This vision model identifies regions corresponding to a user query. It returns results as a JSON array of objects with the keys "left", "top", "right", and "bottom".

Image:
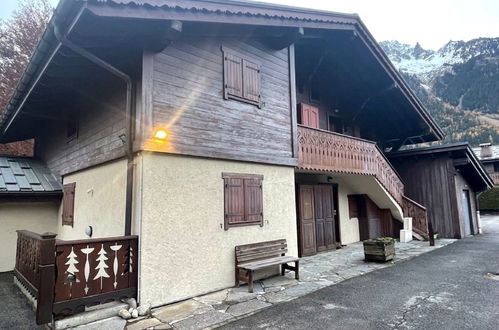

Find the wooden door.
[
  {"left": 314, "top": 185, "right": 336, "bottom": 252},
  {"left": 298, "top": 185, "right": 317, "bottom": 256}
]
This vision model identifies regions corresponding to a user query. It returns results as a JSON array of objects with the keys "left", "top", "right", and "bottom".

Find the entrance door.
[
  {"left": 314, "top": 185, "right": 336, "bottom": 252},
  {"left": 298, "top": 185, "right": 317, "bottom": 256},
  {"left": 461, "top": 190, "right": 473, "bottom": 236},
  {"left": 298, "top": 184, "right": 337, "bottom": 256}
]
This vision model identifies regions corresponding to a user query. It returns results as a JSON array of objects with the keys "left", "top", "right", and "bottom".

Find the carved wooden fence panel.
[
  {"left": 402, "top": 196, "right": 429, "bottom": 239},
  {"left": 14, "top": 231, "right": 138, "bottom": 324},
  {"left": 297, "top": 125, "right": 404, "bottom": 206}
]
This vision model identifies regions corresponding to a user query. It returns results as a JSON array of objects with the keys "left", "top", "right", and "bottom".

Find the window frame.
[
  {"left": 222, "top": 172, "right": 264, "bottom": 230},
  {"left": 221, "top": 46, "right": 262, "bottom": 108}
]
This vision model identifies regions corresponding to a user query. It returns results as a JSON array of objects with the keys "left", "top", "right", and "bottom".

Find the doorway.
[
  {"left": 297, "top": 184, "right": 339, "bottom": 257},
  {"left": 461, "top": 190, "right": 474, "bottom": 236}
]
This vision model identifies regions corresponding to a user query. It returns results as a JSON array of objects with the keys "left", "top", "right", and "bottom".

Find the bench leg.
[
  {"left": 281, "top": 264, "right": 285, "bottom": 276},
  {"left": 295, "top": 260, "right": 299, "bottom": 280},
  {"left": 248, "top": 270, "right": 254, "bottom": 293},
  {"left": 235, "top": 267, "right": 240, "bottom": 287}
]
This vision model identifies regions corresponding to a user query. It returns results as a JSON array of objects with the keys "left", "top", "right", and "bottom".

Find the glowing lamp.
[{"left": 154, "top": 129, "right": 168, "bottom": 140}]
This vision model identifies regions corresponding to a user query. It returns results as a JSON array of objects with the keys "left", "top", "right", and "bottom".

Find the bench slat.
[
  {"left": 235, "top": 239, "right": 286, "bottom": 251},
  {"left": 237, "top": 256, "right": 299, "bottom": 270},
  {"left": 236, "top": 242, "right": 287, "bottom": 256},
  {"left": 236, "top": 250, "right": 288, "bottom": 263}
]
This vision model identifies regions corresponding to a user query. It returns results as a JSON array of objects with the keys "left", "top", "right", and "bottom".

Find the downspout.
[{"left": 53, "top": 10, "right": 134, "bottom": 236}]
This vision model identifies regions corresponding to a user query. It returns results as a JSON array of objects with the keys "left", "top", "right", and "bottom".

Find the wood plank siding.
[
  {"left": 391, "top": 157, "right": 461, "bottom": 238},
  {"left": 35, "top": 81, "right": 129, "bottom": 177},
  {"left": 141, "top": 38, "right": 296, "bottom": 166}
]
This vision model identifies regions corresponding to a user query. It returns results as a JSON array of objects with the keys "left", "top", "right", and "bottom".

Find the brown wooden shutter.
[
  {"left": 223, "top": 52, "right": 243, "bottom": 99},
  {"left": 244, "top": 178, "right": 263, "bottom": 225},
  {"left": 224, "top": 177, "right": 245, "bottom": 229},
  {"left": 299, "top": 103, "right": 320, "bottom": 129},
  {"left": 242, "top": 59, "right": 261, "bottom": 107},
  {"left": 62, "top": 182, "right": 76, "bottom": 227}
]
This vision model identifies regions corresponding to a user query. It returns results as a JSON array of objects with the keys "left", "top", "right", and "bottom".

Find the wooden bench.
[{"left": 235, "top": 239, "right": 299, "bottom": 293}]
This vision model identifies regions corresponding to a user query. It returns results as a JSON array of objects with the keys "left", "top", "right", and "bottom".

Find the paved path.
[
  {"left": 0, "top": 271, "right": 42, "bottom": 329},
  {"left": 221, "top": 216, "right": 499, "bottom": 330}
]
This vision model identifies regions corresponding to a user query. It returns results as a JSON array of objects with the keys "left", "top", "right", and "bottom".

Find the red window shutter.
[
  {"left": 242, "top": 59, "right": 261, "bottom": 107},
  {"left": 223, "top": 53, "right": 243, "bottom": 99},
  {"left": 62, "top": 182, "right": 76, "bottom": 227},
  {"left": 224, "top": 177, "right": 245, "bottom": 228},
  {"left": 299, "top": 103, "right": 319, "bottom": 129},
  {"left": 309, "top": 106, "right": 319, "bottom": 129},
  {"left": 244, "top": 178, "right": 263, "bottom": 224}
]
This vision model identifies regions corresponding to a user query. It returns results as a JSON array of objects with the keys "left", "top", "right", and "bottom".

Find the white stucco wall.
[
  {"left": 0, "top": 202, "right": 58, "bottom": 272},
  {"left": 138, "top": 152, "right": 298, "bottom": 306},
  {"left": 57, "top": 159, "right": 127, "bottom": 240}
]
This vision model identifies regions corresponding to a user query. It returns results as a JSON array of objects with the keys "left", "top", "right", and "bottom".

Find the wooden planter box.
[{"left": 363, "top": 238, "right": 395, "bottom": 262}]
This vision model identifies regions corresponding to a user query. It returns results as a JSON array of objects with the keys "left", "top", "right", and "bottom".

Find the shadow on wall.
[{"left": 479, "top": 187, "right": 499, "bottom": 211}]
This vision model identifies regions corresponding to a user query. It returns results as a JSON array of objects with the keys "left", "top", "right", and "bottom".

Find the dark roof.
[
  {"left": 0, "top": 0, "right": 444, "bottom": 144},
  {"left": 389, "top": 143, "right": 494, "bottom": 191},
  {"left": 0, "top": 156, "right": 62, "bottom": 195}
]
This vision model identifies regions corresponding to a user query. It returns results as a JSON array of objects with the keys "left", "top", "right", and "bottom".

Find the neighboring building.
[
  {"left": 389, "top": 144, "right": 493, "bottom": 239},
  {"left": 0, "top": 0, "right": 445, "bottom": 323},
  {"left": 0, "top": 156, "right": 61, "bottom": 272},
  {"left": 472, "top": 143, "right": 499, "bottom": 186}
]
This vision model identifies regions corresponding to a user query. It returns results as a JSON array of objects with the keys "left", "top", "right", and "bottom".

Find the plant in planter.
[{"left": 363, "top": 237, "right": 396, "bottom": 262}]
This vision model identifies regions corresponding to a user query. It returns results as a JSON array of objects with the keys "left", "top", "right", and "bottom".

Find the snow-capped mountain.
[
  {"left": 379, "top": 37, "right": 499, "bottom": 146},
  {"left": 380, "top": 38, "right": 499, "bottom": 83}
]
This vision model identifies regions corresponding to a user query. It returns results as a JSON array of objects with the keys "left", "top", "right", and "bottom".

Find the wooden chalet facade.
[
  {"left": 389, "top": 144, "right": 492, "bottom": 238},
  {"left": 0, "top": 0, "right": 449, "bottom": 324}
]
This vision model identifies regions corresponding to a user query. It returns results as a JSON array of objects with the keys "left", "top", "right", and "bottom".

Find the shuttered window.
[
  {"left": 299, "top": 103, "right": 319, "bottom": 129},
  {"left": 62, "top": 182, "right": 76, "bottom": 227},
  {"left": 223, "top": 173, "right": 263, "bottom": 230},
  {"left": 222, "top": 47, "right": 262, "bottom": 108}
]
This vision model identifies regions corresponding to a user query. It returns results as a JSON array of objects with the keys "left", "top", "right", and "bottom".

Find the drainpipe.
[{"left": 53, "top": 9, "right": 134, "bottom": 236}]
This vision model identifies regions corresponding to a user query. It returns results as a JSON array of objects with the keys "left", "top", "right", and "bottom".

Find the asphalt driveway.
[
  {"left": 0, "top": 271, "right": 42, "bottom": 329},
  {"left": 221, "top": 216, "right": 499, "bottom": 330}
]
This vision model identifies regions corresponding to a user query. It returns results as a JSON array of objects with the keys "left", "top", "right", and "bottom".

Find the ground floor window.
[{"left": 222, "top": 173, "right": 263, "bottom": 230}]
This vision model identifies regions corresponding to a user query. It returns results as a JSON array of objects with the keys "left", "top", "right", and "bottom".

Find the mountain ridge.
[{"left": 380, "top": 38, "right": 499, "bottom": 146}]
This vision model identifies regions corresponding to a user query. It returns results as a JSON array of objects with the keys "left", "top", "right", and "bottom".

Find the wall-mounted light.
[
  {"left": 154, "top": 129, "right": 168, "bottom": 140},
  {"left": 85, "top": 226, "right": 93, "bottom": 237}
]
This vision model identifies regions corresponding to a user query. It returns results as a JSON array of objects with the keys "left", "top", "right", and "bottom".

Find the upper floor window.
[
  {"left": 66, "top": 111, "right": 79, "bottom": 143},
  {"left": 222, "top": 47, "right": 262, "bottom": 108}
]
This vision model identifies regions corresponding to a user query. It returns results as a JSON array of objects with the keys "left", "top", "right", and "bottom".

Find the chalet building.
[
  {"left": 472, "top": 143, "right": 499, "bottom": 186},
  {"left": 0, "top": 0, "right": 446, "bottom": 324},
  {"left": 389, "top": 144, "right": 492, "bottom": 239}
]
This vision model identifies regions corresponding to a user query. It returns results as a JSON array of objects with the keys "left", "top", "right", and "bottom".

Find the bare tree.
[{"left": 0, "top": 0, "right": 52, "bottom": 156}]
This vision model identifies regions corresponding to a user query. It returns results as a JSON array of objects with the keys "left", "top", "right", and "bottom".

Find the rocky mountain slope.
[{"left": 380, "top": 38, "right": 499, "bottom": 146}]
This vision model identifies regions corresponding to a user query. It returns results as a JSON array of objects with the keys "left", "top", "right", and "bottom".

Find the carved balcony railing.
[
  {"left": 402, "top": 196, "right": 429, "bottom": 239},
  {"left": 297, "top": 125, "right": 404, "bottom": 206},
  {"left": 14, "top": 231, "right": 138, "bottom": 325}
]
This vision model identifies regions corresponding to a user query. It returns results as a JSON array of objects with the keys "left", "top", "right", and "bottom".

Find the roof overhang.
[
  {"left": 389, "top": 143, "right": 494, "bottom": 192},
  {"left": 0, "top": 0, "right": 444, "bottom": 144}
]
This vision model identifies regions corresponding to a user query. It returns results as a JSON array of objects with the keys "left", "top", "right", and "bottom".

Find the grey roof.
[
  {"left": 472, "top": 145, "right": 499, "bottom": 161},
  {"left": 0, "top": 156, "right": 62, "bottom": 194}
]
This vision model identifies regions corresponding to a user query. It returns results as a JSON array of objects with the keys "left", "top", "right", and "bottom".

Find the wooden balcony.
[{"left": 297, "top": 125, "right": 404, "bottom": 206}]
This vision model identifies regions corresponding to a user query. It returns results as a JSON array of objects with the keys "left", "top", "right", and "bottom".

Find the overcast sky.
[{"left": 1, "top": 0, "right": 498, "bottom": 50}]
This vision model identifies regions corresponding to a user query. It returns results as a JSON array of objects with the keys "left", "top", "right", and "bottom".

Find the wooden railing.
[
  {"left": 402, "top": 196, "right": 429, "bottom": 239},
  {"left": 14, "top": 231, "right": 138, "bottom": 324},
  {"left": 297, "top": 125, "right": 404, "bottom": 205},
  {"left": 14, "top": 230, "right": 57, "bottom": 325}
]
